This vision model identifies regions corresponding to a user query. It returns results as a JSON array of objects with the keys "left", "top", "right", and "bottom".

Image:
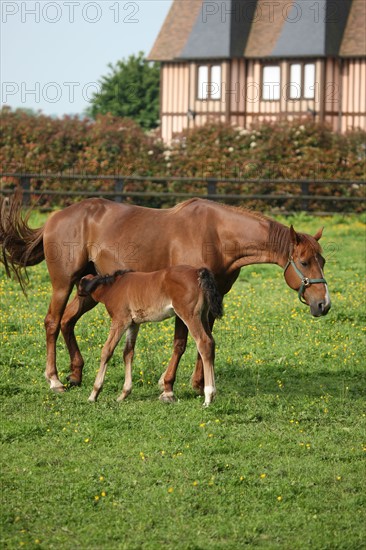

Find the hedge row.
[{"left": 0, "top": 107, "right": 365, "bottom": 210}]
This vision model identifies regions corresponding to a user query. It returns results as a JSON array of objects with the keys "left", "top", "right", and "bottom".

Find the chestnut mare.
[
  {"left": 0, "top": 193, "right": 331, "bottom": 397},
  {"left": 78, "top": 266, "right": 223, "bottom": 405}
]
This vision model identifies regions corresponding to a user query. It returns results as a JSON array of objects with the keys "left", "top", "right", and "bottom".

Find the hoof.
[
  {"left": 116, "top": 391, "right": 130, "bottom": 402},
  {"left": 46, "top": 376, "right": 66, "bottom": 393},
  {"left": 159, "top": 391, "right": 177, "bottom": 404},
  {"left": 66, "top": 375, "right": 82, "bottom": 387},
  {"left": 50, "top": 384, "right": 66, "bottom": 394}
]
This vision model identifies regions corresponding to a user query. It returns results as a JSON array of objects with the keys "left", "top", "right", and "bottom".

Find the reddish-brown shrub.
[{"left": 1, "top": 108, "right": 364, "bottom": 210}]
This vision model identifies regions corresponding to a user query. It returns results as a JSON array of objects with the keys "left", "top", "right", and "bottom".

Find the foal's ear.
[
  {"left": 313, "top": 227, "right": 324, "bottom": 241},
  {"left": 78, "top": 275, "right": 94, "bottom": 296},
  {"left": 78, "top": 277, "right": 88, "bottom": 296},
  {"left": 289, "top": 225, "right": 300, "bottom": 247}
]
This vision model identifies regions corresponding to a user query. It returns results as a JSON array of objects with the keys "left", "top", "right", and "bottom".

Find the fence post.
[
  {"left": 207, "top": 178, "right": 217, "bottom": 198},
  {"left": 114, "top": 178, "right": 124, "bottom": 203},
  {"left": 301, "top": 181, "right": 309, "bottom": 211},
  {"left": 20, "top": 175, "right": 31, "bottom": 206}
]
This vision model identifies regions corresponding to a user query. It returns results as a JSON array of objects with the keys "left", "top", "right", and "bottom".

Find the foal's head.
[
  {"left": 78, "top": 270, "right": 132, "bottom": 300},
  {"left": 283, "top": 226, "right": 331, "bottom": 317}
]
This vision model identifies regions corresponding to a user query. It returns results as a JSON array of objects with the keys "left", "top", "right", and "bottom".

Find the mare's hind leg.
[
  {"left": 159, "top": 316, "right": 188, "bottom": 403},
  {"left": 89, "top": 322, "right": 126, "bottom": 402},
  {"left": 191, "top": 314, "right": 215, "bottom": 395},
  {"left": 61, "top": 291, "right": 97, "bottom": 386},
  {"left": 117, "top": 324, "right": 140, "bottom": 402},
  {"left": 44, "top": 285, "right": 73, "bottom": 392}
]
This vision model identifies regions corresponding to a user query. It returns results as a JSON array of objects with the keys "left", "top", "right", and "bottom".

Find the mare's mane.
[
  {"left": 171, "top": 199, "right": 322, "bottom": 258},
  {"left": 212, "top": 201, "right": 323, "bottom": 256},
  {"left": 215, "top": 202, "right": 272, "bottom": 223},
  {"left": 268, "top": 221, "right": 291, "bottom": 258},
  {"left": 268, "top": 220, "right": 322, "bottom": 258},
  {"left": 171, "top": 198, "right": 271, "bottom": 222}
]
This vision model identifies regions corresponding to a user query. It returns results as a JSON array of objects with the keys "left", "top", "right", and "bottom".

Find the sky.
[{"left": 0, "top": 0, "right": 173, "bottom": 116}]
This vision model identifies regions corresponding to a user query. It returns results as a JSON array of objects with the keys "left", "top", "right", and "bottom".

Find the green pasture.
[{"left": 0, "top": 211, "right": 365, "bottom": 549}]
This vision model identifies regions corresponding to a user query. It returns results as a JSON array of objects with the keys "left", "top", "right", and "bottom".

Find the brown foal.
[{"left": 78, "top": 266, "right": 223, "bottom": 405}]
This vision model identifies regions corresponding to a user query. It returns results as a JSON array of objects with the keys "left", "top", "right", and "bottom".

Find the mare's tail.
[
  {"left": 0, "top": 191, "right": 45, "bottom": 293},
  {"left": 198, "top": 268, "right": 223, "bottom": 319},
  {"left": 78, "top": 270, "right": 132, "bottom": 297}
]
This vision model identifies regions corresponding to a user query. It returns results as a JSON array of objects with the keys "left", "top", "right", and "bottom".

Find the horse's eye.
[{"left": 300, "top": 261, "right": 308, "bottom": 267}]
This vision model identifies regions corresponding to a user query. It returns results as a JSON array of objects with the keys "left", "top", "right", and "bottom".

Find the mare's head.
[{"left": 283, "top": 226, "right": 331, "bottom": 317}]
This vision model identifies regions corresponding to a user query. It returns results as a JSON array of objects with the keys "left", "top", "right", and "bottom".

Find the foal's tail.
[
  {"left": 78, "top": 270, "right": 132, "bottom": 297},
  {"left": 0, "top": 191, "right": 45, "bottom": 293},
  {"left": 198, "top": 268, "right": 223, "bottom": 319}
]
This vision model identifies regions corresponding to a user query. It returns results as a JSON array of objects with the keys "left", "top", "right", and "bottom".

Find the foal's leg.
[
  {"left": 185, "top": 315, "right": 216, "bottom": 407},
  {"left": 61, "top": 291, "right": 98, "bottom": 386},
  {"left": 191, "top": 313, "right": 215, "bottom": 395},
  {"left": 44, "top": 284, "right": 74, "bottom": 392},
  {"left": 88, "top": 322, "right": 126, "bottom": 402},
  {"left": 117, "top": 324, "right": 140, "bottom": 402},
  {"left": 159, "top": 316, "right": 188, "bottom": 403}
]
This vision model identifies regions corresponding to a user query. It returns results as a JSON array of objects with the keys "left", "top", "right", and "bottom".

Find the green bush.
[{"left": 86, "top": 52, "right": 160, "bottom": 130}]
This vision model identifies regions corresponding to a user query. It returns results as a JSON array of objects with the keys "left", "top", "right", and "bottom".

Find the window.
[
  {"left": 304, "top": 63, "right": 315, "bottom": 99},
  {"left": 210, "top": 65, "right": 221, "bottom": 100},
  {"left": 198, "top": 66, "right": 209, "bottom": 99},
  {"left": 262, "top": 66, "right": 280, "bottom": 101},
  {"left": 289, "top": 63, "right": 316, "bottom": 100},
  {"left": 289, "top": 64, "right": 301, "bottom": 99},
  {"left": 197, "top": 64, "right": 221, "bottom": 100}
]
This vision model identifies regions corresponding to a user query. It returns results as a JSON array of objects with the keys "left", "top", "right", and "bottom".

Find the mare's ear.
[
  {"left": 314, "top": 227, "right": 324, "bottom": 241},
  {"left": 289, "top": 225, "right": 300, "bottom": 247}
]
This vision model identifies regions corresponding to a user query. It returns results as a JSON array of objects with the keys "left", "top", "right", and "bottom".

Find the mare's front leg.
[
  {"left": 88, "top": 322, "right": 126, "bottom": 402},
  {"left": 61, "top": 291, "right": 98, "bottom": 386},
  {"left": 44, "top": 283, "right": 73, "bottom": 392},
  {"left": 159, "top": 316, "right": 188, "bottom": 403},
  {"left": 117, "top": 324, "right": 140, "bottom": 402},
  {"left": 191, "top": 314, "right": 215, "bottom": 395}
]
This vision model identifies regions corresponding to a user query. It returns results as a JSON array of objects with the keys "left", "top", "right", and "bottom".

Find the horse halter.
[{"left": 284, "top": 257, "right": 327, "bottom": 304}]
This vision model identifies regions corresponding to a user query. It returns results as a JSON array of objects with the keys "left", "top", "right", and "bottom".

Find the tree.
[{"left": 87, "top": 52, "right": 160, "bottom": 130}]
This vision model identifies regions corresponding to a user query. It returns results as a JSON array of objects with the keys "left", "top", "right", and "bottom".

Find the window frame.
[
  {"left": 261, "top": 64, "right": 281, "bottom": 102},
  {"left": 196, "top": 63, "right": 222, "bottom": 101},
  {"left": 288, "top": 61, "right": 316, "bottom": 100}
]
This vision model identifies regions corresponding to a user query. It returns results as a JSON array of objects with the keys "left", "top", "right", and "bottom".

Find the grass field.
[{"left": 0, "top": 211, "right": 365, "bottom": 550}]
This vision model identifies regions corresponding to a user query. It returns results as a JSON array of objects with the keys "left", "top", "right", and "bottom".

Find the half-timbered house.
[{"left": 148, "top": 0, "right": 366, "bottom": 142}]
